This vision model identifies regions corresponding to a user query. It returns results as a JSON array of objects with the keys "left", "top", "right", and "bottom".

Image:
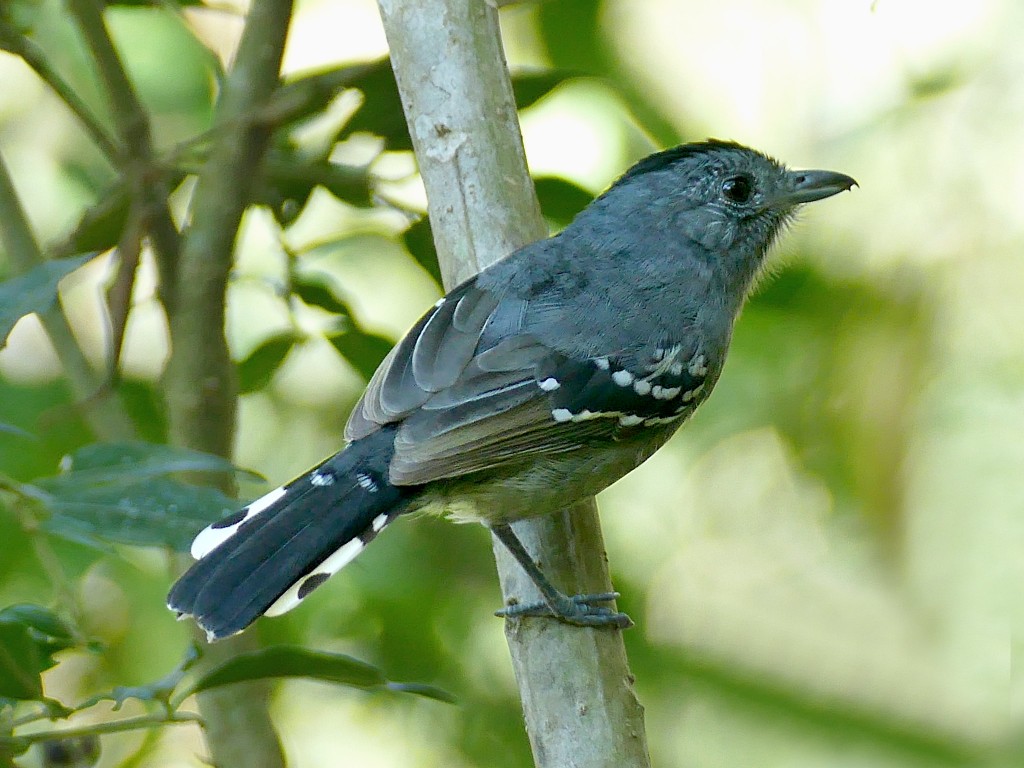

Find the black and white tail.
[{"left": 167, "top": 427, "right": 414, "bottom": 641}]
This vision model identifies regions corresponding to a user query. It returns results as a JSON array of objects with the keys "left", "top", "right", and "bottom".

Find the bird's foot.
[{"left": 495, "top": 592, "right": 633, "bottom": 629}]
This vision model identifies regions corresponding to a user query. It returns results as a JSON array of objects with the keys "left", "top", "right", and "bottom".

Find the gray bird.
[{"left": 168, "top": 140, "right": 856, "bottom": 640}]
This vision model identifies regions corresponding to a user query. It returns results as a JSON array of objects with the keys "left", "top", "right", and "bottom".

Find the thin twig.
[
  {"left": 160, "top": 1, "right": 296, "bottom": 766},
  {"left": 0, "top": 22, "right": 120, "bottom": 162},
  {"left": 0, "top": 149, "right": 135, "bottom": 440},
  {"left": 64, "top": 0, "right": 181, "bottom": 308},
  {"left": 9, "top": 711, "right": 202, "bottom": 746}
]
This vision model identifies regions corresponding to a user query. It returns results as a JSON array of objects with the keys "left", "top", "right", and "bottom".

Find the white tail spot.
[
  {"left": 264, "top": 538, "right": 366, "bottom": 617},
  {"left": 190, "top": 486, "right": 287, "bottom": 560}
]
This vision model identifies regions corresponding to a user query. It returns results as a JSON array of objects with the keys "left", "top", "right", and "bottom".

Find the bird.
[{"left": 167, "top": 140, "right": 856, "bottom": 641}]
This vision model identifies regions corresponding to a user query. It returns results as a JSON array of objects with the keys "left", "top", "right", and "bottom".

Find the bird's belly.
[{"left": 412, "top": 426, "right": 676, "bottom": 525}]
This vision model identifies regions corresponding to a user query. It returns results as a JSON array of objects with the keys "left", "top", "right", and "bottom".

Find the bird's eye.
[{"left": 721, "top": 175, "right": 754, "bottom": 204}]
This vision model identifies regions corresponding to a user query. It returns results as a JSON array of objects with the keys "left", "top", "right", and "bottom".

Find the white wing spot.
[
  {"left": 618, "top": 414, "right": 644, "bottom": 426},
  {"left": 688, "top": 354, "right": 708, "bottom": 377},
  {"left": 552, "top": 408, "right": 573, "bottom": 423},
  {"left": 633, "top": 380, "right": 652, "bottom": 396},
  {"left": 372, "top": 513, "right": 389, "bottom": 533},
  {"left": 682, "top": 383, "right": 705, "bottom": 403},
  {"left": 654, "top": 386, "right": 681, "bottom": 400},
  {"left": 310, "top": 471, "right": 334, "bottom": 487},
  {"left": 611, "top": 369, "right": 634, "bottom": 386},
  {"left": 538, "top": 377, "right": 561, "bottom": 391},
  {"left": 593, "top": 357, "right": 610, "bottom": 370},
  {"left": 644, "top": 414, "right": 685, "bottom": 426},
  {"left": 356, "top": 473, "right": 378, "bottom": 492}
]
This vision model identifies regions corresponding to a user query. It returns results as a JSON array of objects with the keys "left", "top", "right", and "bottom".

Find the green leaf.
[
  {"left": 291, "top": 274, "right": 352, "bottom": 316},
  {"left": 402, "top": 218, "right": 442, "bottom": 286},
  {"left": 0, "top": 622, "right": 42, "bottom": 699},
  {"left": 259, "top": 156, "right": 372, "bottom": 222},
  {"left": 35, "top": 441, "right": 253, "bottom": 490},
  {"left": 343, "top": 59, "right": 410, "bottom": 149},
  {"left": 385, "top": 681, "right": 458, "bottom": 704},
  {"left": 269, "top": 61, "right": 383, "bottom": 128},
  {"left": 184, "top": 646, "right": 385, "bottom": 696},
  {"left": 327, "top": 327, "right": 393, "bottom": 382},
  {"left": 511, "top": 69, "right": 574, "bottom": 110},
  {"left": 535, "top": 176, "right": 593, "bottom": 226},
  {"left": 0, "top": 255, "right": 94, "bottom": 349},
  {"left": 59, "top": 183, "right": 131, "bottom": 258},
  {"left": 40, "top": 477, "right": 236, "bottom": 551},
  {"left": 29, "top": 442, "right": 253, "bottom": 550},
  {"left": 0, "top": 604, "right": 76, "bottom": 701},
  {"left": 237, "top": 333, "right": 301, "bottom": 395}
]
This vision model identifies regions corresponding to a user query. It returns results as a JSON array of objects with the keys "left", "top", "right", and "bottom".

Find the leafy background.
[{"left": 0, "top": 0, "right": 1018, "bottom": 766}]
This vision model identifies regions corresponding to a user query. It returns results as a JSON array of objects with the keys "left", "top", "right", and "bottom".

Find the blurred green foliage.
[{"left": 0, "top": 1, "right": 1017, "bottom": 767}]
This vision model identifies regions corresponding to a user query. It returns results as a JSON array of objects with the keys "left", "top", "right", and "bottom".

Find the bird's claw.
[{"left": 495, "top": 592, "right": 633, "bottom": 629}]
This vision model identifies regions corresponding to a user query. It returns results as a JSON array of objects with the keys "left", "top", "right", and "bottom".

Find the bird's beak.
[{"left": 777, "top": 169, "right": 858, "bottom": 206}]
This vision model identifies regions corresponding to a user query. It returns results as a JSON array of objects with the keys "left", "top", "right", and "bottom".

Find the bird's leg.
[{"left": 490, "top": 524, "right": 632, "bottom": 629}]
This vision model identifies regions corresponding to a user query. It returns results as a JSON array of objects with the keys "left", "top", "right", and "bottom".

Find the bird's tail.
[{"left": 167, "top": 426, "right": 414, "bottom": 641}]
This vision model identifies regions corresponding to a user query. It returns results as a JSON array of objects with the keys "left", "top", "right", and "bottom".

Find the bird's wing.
[{"left": 345, "top": 277, "right": 707, "bottom": 486}]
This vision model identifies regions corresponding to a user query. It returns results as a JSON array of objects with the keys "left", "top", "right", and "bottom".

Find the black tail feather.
[{"left": 168, "top": 427, "right": 414, "bottom": 640}]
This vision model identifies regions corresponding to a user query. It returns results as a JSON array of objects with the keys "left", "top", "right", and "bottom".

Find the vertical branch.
[
  {"left": 160, "top": 2, "right": 294, "bottom": 766},
  {"left": 65, "top": 0, "right": 181, "bottom": 309},
  {"left": 375, "top": 2, "right": 651, "bottom": 766}
]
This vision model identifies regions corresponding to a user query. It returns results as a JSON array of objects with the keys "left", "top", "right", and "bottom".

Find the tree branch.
[
  {"left": 375, "top": 2, "right": 651, "bottom": 765},
  {"left": 160, "top": 1, "right": 295, "bottom": 766},
  {"left": 64, "top": 0, "right": 181, "bottom": 310}
]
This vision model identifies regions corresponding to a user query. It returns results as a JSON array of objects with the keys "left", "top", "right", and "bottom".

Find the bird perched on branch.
[{"left": 168, "top": 140, "right": 856, "bottom": 640}]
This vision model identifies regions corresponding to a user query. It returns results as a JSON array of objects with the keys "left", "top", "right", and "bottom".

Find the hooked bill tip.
[{"left": 783, "top": 169, "right": 858, "bottom": 205}]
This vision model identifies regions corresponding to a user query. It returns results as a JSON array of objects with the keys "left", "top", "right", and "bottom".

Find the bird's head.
[{"left": 582, "top": 140, "right": 856, "bottom": 296}]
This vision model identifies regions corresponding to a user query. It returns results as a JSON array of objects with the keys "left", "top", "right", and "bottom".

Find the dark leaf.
[
  {"left": 0, "top": 623, "right": 43, "bottom": 699},
  {"left": 343, "top": 59, "right": 410, "bottom": 149},
  {"left": 385, "top": 681, "right": 457, "bottom": 704},
  {"left": 184, "top": 646, "right": 385, "bottom": 696},
  {"left": 267, "top": 61, "right": 382, "bottom": 128},
  {"left": 511, "top": 69, "right": 574, "bottom": 110},
  {"left": 0, "top": 604, "right": 76, "bottom": 700},
  {"left": 534, "top": 176, "right": 593, "bottom": 226},
  {"left": 402, "top": 218, "right": 442, "bottom": 286},
  {"left": 0, "top": 604, "right": 75, "bottom": 648},
  {"left": 58, "top": 183, "right": 131, "bottom": 258},
  {"left": 237, "top": 333, "right": 301, "bottom": 395},
  {"left": 35, "top": 441, "right": 253, "bottom": 489},
  {"left": 259, "top": 157, "right": 372, "bottom": 222},
  {"left": 291, "top": 274, "right": 352, "bottom": 316},
  {"left": 40, "top": 477, "right": 236, "bottom": 551},
  {"left": 0, "top": 255, "right": 95, "bottom": 349},
  {"left": 30, "top": 443, "right": 253, "bottom": 550},
  {"left": 327, "top": 327, "right": 393, "bottom": 382}
]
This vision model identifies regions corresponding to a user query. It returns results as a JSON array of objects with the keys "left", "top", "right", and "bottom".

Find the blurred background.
[{"left": 0, "top": 0, "right": 1018, "bottom": 766}]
